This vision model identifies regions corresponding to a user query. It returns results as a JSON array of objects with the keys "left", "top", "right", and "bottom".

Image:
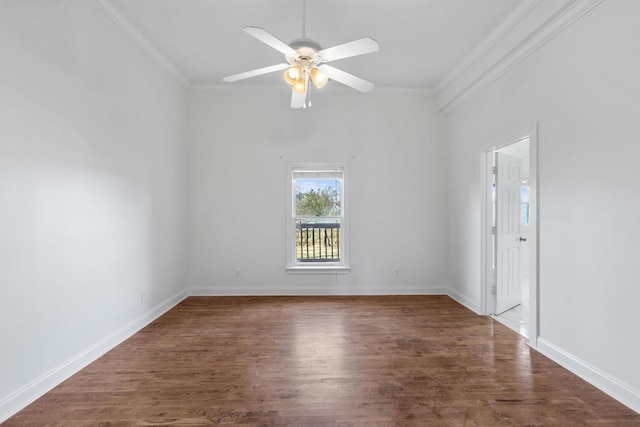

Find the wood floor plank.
[{"left": 4, "top": 296, "right": 639, "bottom": 426}]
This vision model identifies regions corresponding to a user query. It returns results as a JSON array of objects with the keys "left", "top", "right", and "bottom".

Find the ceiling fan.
[{"left": 223, "top": 2, "right": 379, "bottom": 109}]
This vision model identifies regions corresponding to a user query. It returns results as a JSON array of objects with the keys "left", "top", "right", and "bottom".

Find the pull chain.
[{"left": 301, "top": 0, "right": 311, "bottom": 108}]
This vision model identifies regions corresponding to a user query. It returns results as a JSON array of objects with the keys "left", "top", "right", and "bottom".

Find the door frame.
[{"left": 480, "top": 122, "right": 539, "bottom": 348}]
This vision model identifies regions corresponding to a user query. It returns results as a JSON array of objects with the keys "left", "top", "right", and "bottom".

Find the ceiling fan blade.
[
  {"left": 318, "top": 37, "right": 379, "bottom": 62},
  {"left": 318, "top": 64, "right": 374, "bottom": 93},
  {"left": 244, "top": 26, "right": 296, "bottom": 56},
  {"left": 223, "top": 63, "right": 289, "bottom": 82},
  {"left": 291, "top": 88, "right": 306, "bottom": 109}
]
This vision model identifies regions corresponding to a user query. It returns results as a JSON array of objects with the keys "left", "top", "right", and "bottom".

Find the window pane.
[
  {"left": 295, "top": 179, "right": 341, "bottom": 216},
  {"left": 522, "top": 203, "right": 530, "bottom": 225},
  {"left": 521, "top": 185, "right": 530, "bottom": 225},
  {"left": 295, "top": 218, "right": 341, "bottom": 262},
  {"left": 521, "top": 185, "right": 529, "bottom": 203}
]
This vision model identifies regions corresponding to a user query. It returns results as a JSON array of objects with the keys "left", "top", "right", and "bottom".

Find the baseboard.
[
  {"left": 0, "top": 289, "right": 188, "bottom": 423},
  {"left": 446, "top": 288, "right": 480, "bottom": 314},
  {"left": 188, "top": 284, "right": 448, "bottom": 297},
  {"left": 536, "top": 338, "right": 640, "bottom": 414},
  {"left": 5, "top": 290, "right": 639, "bottom": 420}
]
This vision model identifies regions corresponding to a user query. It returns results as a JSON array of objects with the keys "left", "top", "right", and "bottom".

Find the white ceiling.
[{"left": 109, "top": 0, "right": 524, "bottom": 90}]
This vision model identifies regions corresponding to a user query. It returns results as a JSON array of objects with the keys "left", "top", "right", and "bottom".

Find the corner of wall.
[{"left": 446, "top": 288, "right": 481, "bottom": 314}]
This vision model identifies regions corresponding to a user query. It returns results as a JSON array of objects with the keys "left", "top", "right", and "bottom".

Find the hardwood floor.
[{"left": 5, "top": 296, "right": 640, "bottom": 426}]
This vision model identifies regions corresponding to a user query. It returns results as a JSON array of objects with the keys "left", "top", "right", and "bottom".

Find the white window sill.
[{"left": 286, "top": 265, "right": 351, "bottom": 275}]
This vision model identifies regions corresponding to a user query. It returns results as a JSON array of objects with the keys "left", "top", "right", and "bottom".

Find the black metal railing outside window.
[{"left": 296, "top": 222, "right": 340, "bottom": 262}]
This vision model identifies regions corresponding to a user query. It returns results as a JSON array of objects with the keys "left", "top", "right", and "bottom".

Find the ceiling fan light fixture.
[
  {"left": 310, "top": 67, "right": 328, "bottom": 89},
  {"left": 284, "top": 65, "right": 302, "bottom": 85}
]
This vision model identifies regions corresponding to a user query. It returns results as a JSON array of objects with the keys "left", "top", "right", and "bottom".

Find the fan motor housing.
[
  {"left": 288, "top": 39, "right": 323, "bottom": 66},
  {"left": 289, "top": 38, "right": 322, "bottom": 52}
]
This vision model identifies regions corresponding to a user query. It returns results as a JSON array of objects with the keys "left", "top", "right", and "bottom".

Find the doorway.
[
  {"left": 480, "top": 126, "right": 538, "bottom": 347},
  {"left": 492, "top": 141, "right": 530, "bottom": 336}
]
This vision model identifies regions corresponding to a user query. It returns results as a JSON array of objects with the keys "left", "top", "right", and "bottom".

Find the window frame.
[{"left": 285, "top": 162, "right": 350, "bottom": 274}]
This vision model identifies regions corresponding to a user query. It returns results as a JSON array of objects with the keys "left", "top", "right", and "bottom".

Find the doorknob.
[{"left": 519, "top": 237, "right": 527, "bottom": 242}]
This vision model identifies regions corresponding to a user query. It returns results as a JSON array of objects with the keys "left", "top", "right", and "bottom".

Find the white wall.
[
  {"left": 444, "top": 0, "right": 640, "bottom": 411},
  {"left": 0, "top": 0, "right": 188, "bottom": 419},
  {"left": 4, "top": 0, "right": 639, "bottom": 420},
  {"left": 186, "top": 89, "right": 447, "bottom": 295}
]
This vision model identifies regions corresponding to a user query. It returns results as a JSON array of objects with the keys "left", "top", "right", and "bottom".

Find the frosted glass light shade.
[
  {"left": 284, "top": 66, "right": 302, "bottom": 85},
  {"left": 310, "top": 68, "right": 328, "bottom": 89},
  {"left": 293, "top": 76, "right": 306, "bottom": 93}
]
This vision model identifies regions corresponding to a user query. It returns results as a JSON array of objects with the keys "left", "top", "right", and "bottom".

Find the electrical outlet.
[
  {"left": 394, "top": 269, "right": 400, "bottom": 277},
  {"left": 140, "top": 292, "right": 146, "bottom": 303},
  {"left": 234, "top": 270, "right": 241, "bottom": 279}
]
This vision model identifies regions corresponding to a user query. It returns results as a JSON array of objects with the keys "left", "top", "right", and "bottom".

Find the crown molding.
[
  {"left": 190, "top": 84, "right": 283, "bottom": 93},
  {"left": 436, "top": 0, "right": 603, "bottom": 115},
  {"left": 374, "top": 86, "right": 436, "bottom": 96},
  {"left": 92, "top": 0, "right": 191, "bottom": 89},
  {"left": 435, "top": 0, "right": 541, "bottom": 94},
  {"left": 190, "top": 83, "right": 435, "bottom": 96}
]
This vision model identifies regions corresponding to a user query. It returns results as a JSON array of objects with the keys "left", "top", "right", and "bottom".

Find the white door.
[{"left": 494, "top": 152, "right": 523, "bottom": 315}]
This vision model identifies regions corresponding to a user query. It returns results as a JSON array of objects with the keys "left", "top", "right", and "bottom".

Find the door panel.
[{"left": 495, "top": 152, "right": 523, "bottom": 315}]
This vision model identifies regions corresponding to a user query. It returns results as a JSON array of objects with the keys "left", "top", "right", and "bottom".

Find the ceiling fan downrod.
[{"left": 302, "top": 0, "right": 306, "bottom": 40}]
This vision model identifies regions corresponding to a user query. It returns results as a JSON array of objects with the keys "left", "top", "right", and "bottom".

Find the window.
[{"left": 286, "top": 163, "right": 350, "bottom": 273}]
